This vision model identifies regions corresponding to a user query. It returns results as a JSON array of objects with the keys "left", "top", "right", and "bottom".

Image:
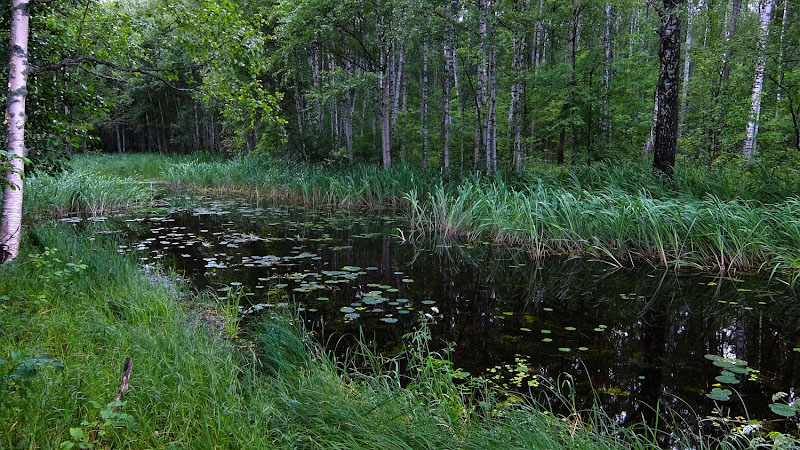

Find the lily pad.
[
  {"left": 705, "top": 388, "right": 732, "bottom": 401},
  {"left": 769, "top": 403, "right": 797, "bottom": 417}
]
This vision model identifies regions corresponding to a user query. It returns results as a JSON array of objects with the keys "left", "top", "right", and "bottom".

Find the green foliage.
[
  {"left": 59, "top": 400, "right": 133, "bottom": 450},
  {"left": 0, "top": 351, "right": 63, "bottom": 410}
]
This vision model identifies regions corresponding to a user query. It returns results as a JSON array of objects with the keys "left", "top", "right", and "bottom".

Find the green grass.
[
  {"left": 151, "top": 154, "right": 800, "bottom": 273},
  {"left": 0, "top": 224, "right": 716, "bottom": 449},
  {"left": 22, "top": 153, "right": 800, "bottom": 272},
  {"left": 23, "top": 171, "right": 156, "bottom": 217}
]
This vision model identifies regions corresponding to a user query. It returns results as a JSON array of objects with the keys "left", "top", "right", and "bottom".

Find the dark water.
[{"left": 82, "top": 198, "right": 800, "bottom": 433}]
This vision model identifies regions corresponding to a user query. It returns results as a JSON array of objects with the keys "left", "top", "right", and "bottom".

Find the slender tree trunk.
[
  {"left": 380, "top": 47, "right": 392, "bottom": 168},
  {"left": 534, "top": 0, "right": 544, "bottom": 72},
  {"left": 721, "top": 0, "right": 741, "bottom": 82},
  {"left": 743, "top": 0, "right": 775, "bottom": 159},
  {"left": 629, "top": 8, "right": 638, "bottom": 58},
  {"left": 776, "top": 0, "right": 788, "bottom": 117},
  {"left": 193, "top": 99, "right": 200, "bottom": 151},
  {"left": 679, "top": 1, "right": 694, "bottom": 137},
  {"left": 145, "top": 112, "right": 153, "bottom": 152},
  {"left": 158, "top": 96, "right": 167, "bottom": 150},
  {"left": 653, "top": 0, "right": 683, "bottom": 176},
  {"left": 421, "top": 41, "right": 429, "bottom": 169},
  {"left": 115, "top": 125, "right": 122, "bottom": 153},
  {"left": 601, "top": 2, "right": 612, "bottom": 149},
  {"left": 392, "top": 45, "right": 404, "bottom": 138},
  {"left": 510, "top": 17, "right": 525, "bottom": 172},
  {"left": 0, "top": 0, "right": 30, "bottom": 263},
  {"left": 488, "top": 47, "right": 497, "bottom": 172},
  {"left": 476, "top": 0, "right": 488, "bottom": 170},
  {"left": 443, "top": 42, "right": 453, "bottom": 170},
  {"left": 401, "top": 69, "right": 408, "bottom": 162},
  {"left": 564, "top": 0, "right": 579, "bottom": 164},
  {"left": 310, "top": 49, "right": 322, "bottom": 133},
  {"left": 644, "top": 86, "right": 659, "bottom": 161}
]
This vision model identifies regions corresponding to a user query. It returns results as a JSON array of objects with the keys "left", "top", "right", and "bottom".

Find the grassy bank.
[
  {"left": 24, "top": 153, "right": 800, "bottom": 273},
  {"left": 0, "top": 224, "right": 691, "bottom": 449},
  {"left": 152, "top": 154, "right": 800, "bottom": 272}
]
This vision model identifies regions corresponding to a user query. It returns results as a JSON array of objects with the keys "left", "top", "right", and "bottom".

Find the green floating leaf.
[
  {"left": 715, "top": 375, "right": 740, "bottom": 384},
  {"left": 769, "top": 403, "right": 797, "bottom": 417},
  {"left": 558, "top": 348, "right": 571, "bottom": 352},
  {"left": 705, "top": 388, "right": 732, "bottom": 401}
]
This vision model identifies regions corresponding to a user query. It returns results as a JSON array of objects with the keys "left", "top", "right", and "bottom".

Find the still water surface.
[{"left": 80, "top": 197, "right": 800, "bottom": 431}]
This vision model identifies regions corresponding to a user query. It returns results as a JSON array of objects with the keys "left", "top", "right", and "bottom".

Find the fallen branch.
[{"left": 88, "top": 357, "right": 132, "bottom": 441}]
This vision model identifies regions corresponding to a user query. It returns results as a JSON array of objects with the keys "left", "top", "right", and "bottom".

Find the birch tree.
[
  {"left": 652, "top": 0, "right": 684, "bottom": 176},
  {"left": 743, "top": 0, "right": 775, "bottom": 159},
  {"left": 0, "top": 0, "right": 32, "bottom": 263}
]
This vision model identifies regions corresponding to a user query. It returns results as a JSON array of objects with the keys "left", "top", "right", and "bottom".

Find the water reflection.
[{"left": 89, "top": 198, "right": 800, "bottom": 431}]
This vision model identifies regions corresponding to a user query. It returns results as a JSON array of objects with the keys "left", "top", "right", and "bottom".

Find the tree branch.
[{"left": 31, "top": 55, "right": 200, "bottom": 92}]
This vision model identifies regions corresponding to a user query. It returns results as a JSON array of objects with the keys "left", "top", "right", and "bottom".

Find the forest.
[{"left": 2, "top": 0, "right": 800, "bottom": 448}]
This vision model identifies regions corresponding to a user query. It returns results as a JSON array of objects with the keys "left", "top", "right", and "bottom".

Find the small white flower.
[{"left": 431, "top": 307, "right": 440, "bottom": 314}]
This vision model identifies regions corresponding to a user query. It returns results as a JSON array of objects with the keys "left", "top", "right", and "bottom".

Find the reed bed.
[{"left": 156, "top": 154, "right": 800, "bottom": 272}]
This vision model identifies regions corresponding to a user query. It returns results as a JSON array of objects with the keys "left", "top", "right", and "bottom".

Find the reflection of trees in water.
[{"left": 125, "top": 202, "right": 800, "bottom": 428}]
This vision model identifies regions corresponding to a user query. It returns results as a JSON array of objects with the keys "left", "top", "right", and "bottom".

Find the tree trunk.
[
  {"left": 401, "top": 68, "right": 408, "bottom": 162},
  {"left": 488, "top": 47, "right": 497, "bottom": 172},
  {"left": 392, "top": 45, "right": 404, "bottom": 138},
  {"left": 743, "top": 0, "right": 775, "bottom": 159},
  {"left": 310, "top": 49, "right": 322, "bottom": 132},
  {"left": 145, "top": 112, "right": 153, "bottom": 152},
  {"left": 721, "top": 0, "right": 741, "bottom": 83},
  {"left": 510, "top": 18, "right": 525, "bottom": 172},
  {"left": 679, "top": 1, "right": 694, "bottom": 137},
  {"left": 421, "top": 41, "right": 429, "bottom": 169},
  {"left": 442, "top": 42, "right": 452, "bottom": 170},
  {"left": 380, "top": 47, "right": 392, "bottom": 168},
  {"left": 115, "top": 125, "right": 122, "bottom": 153},
  {"left": 0, "top": 0, "right": 30, "bottom": 263},
  {"left": 565, "top": 0, "right": 579, "bottom": 164},
  {"left": 476, "top": 0, "right": 488, "bottom": 170},
  {"left": 193, "top": 99, "right": 200, "bottom": 151},
  {"left": 158, "top": 96, "right": 167, "bottom": 150},
  {"left": 601, "top": 2, "right": 612, "bottom": 148},
  {"left": 652, "top": 0, "right": 683, "bottom": 176},
  {"left": 775, "top": 0, "right": 788, "bottom": 117}
]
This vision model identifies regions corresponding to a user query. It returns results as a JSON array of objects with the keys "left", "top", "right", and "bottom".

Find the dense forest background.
[{"left": 2, "top": 0, "right": 798, "bottom": 175}]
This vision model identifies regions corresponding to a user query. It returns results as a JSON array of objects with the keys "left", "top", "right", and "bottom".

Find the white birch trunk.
[
  {"left": 0, "top": 0, "right": 30, "bottom": 263},
  {"left": 679, "top": 1, "right": 694, "bottom": 136},
  {"left": 743, "top": 0, "right": 775, "bottom": 159}
]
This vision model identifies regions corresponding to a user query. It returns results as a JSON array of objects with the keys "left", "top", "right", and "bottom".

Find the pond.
[{"left": 74, "top": 197, "right": 800, "bottom": 434}]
